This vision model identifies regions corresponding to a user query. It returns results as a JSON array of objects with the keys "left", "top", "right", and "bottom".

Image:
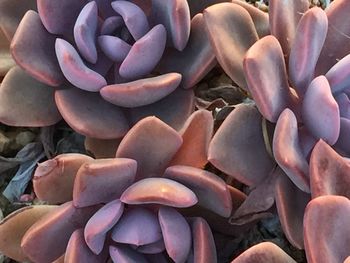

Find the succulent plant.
[
  {"left": 203, "top": 0, "right": 350, "bottom": 262},
  {"left": 0, "top": 110, "right": 246, "bottom": 262},
  {"left": 0, "top": 0, "right": 217, "bottom": 139}
]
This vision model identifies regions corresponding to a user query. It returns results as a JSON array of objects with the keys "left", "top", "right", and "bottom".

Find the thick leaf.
[{"left": 84, "top": 137, "right": 121, "bottom": 159}]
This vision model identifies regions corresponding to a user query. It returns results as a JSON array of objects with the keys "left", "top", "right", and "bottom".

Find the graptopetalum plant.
[
  {"left": 0, "top": 0, "right": 218, "bottom": 140},
  {"left": 204, "top": 0, "right": 350, "bottom": 262},
  {"left": 0, "top": 110, "right": 248, "bottom": 263}
]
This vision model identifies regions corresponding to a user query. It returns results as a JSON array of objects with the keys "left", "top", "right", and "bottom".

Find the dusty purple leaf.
[
  {"left": 110, "top": 245, "right": 149, "bottom": 263},
  {"left": 326, "top": 54, "right": 350, "bottom": 95},
  {"left": 335, "top": 118, "right": 350, "bottom": 155},
  {"left": 335, "top": 93, "right": 350, "bottom": 119},
  {"left": 100, "top": 16, "right": 123, "bottom": 35},
  {"left": 98, "top": 35, "right": 131, "bottom": 62},
  {"left": 136, "top": 239, "right": 165, "bottom": 254}
]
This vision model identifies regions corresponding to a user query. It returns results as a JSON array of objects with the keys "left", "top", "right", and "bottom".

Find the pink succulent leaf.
[
  {"left": 128, "top": 88, "right": 195, "bottom": 131},
  {"left": 275, "top": 170, "right": 310, "bottom": 250},
  {"left": 37, "top": 0, "right": 87, "bottom": 36},
  {"left": 269, "top": 0, "right": 309, "bottom": 57},
  {"left": 0, "top": 0, "right": 36, "bottom": 40},
  {"left": 204, "top": 3, "right": 259, "bottom": 89},
  {"left": 273, "top": 109, "right": 310, "bottom": 192},
  {"left": 335, "top": 118, "right": 350, "bottom": 155},
  {"left": 111, "top": 207, "right": 162, "bottom": 246},
  {"left": 73, "top": 1, "right": 98, "bottom": 64},
  {"left": 151, "top": 0, "right": 190, "bottom": 51},
  {"left": 335, "top": 93, "right": 350, "bottom": 119},
  {"left": 116, "top": 116, "right": 182, "bottom": 180},
  {"left": 21, "top": 202, "right": 99, "bottom": 263},
  {"left": 164, "top": 165, "right": 232, "bottom": 217},
  {"left": 120, "top": 178, "right": 198, "bottom": 208},
  {"left": 301, "top": 75, "right": 340, "bottom": 145},
  {"left": 55, "top": 87, "right": 129, "bottom": 139},
  {"left": 0, "top": 205, "right": 57, "bottom": 262},
  {"left": 109, "top": 245, "right": 149, "bottom": 263},
  {"left": 84, "top": 137, "right": 122, "bottom": 159},
  {"left": 33, "top": 153, "right": 93, "bottom": 204},
  {"left": 310, "top": 139, "right": 350, "bottom": 198},
  {"left": 231, "top": 0, "right": 270, "bottom": 38},
  {"left": 100, "top": 73, "right": 181, "bottom": 107},
  {"left": 158, "top": 207, "right": 191, "bottom": 263},
  {"left": 65, "top": 229, "right": 106, "bottom": 263},
  {"left": 111, "top": 0, "right": 149, "bottom": 41},
  {"left": 55, "top": 38, "right": 107, "bottom": 92},
  {"left": 73, "top": 158, "right": 137, "bottom": 208},
  {"left": 98, "top": 35, "right": 131, "bottom": 62},
  {"left": 231, "top": 242, "right": 297, "bottom": 263},
  {"left": 326, "top": 54, "right": 350, "bottom": 95},
  {"left": 100, "top": 16, "right": 124, "bottom": 35},
  {"left": 187, "top": 0, "right": 229, "bottom": 16},
  {"left": 10, "top": 10, "right": 64, "bottom": 86},
  {"left": 243, "top": 36, "right": 292, "bottom": 122},
  {"left": 298, "top": 126, "right": 318, "bottom": 159},
  {"left": 0, "top": 66, "right": 61, "bottom": 127},
  {"left": 85, "top": 200, "right": 124, "bottom": 255},
  {"left": 190, "top": 217, "right": 217, "bottom": 263},
  {"left": 231, "top": 167, "right": 280, "bottom": 224},
  {"left": 316, "top": 0, "right": 350, "bottom": 75},
  {"left": 208, "top": 104, "right": 275, "bottom": 186},
  {"left": 289, "top": 7, "right": 328, "bottom": 96},
  {"left": 304, "top": 196, "right": 350, "bottom": 263},
  {"left": 170, "top": 109, "right": 213, "bottom": 168},
  {"left": 119, "top": 24, "right": 167, "bottom": 80},
  {"left": 0, "top": 29, "right": 15, "bottom": 76},
  {"left": 136, "top": 239, "right": 165, "bottom": 254},
  {"left": 156, "top": 14, "right": 216, "bottom": 89}
]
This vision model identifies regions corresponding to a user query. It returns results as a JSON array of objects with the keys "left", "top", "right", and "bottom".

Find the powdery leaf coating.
[
  {"left": 335, "top": 94, "right": 350, "bottom": 119},
  {"left": 301, "top": 76, "right": 340, "bottom": 145},
  {"left": 273, "top": 109, "right": 310, "bottom": 192},
  {"left": 231, "top": 242, "right": 297, "bottom": 263},
  {"left": 55, "top": 87, "right": 129, "bottom": 139},
  {"left": 120, "top": 178, "right": 198, "bottom": 208},
  {"left": 84, "top": 200, "right": 124, "bottom": 255},
  {"left": 0, "top": 206, "right": 57, "bottom": 262},
  {"left": 335, "top": 118, "right": 350, "bottom": 154},
  {"left": 269, "top": 0, "right": 309, "bottom": 56},
  {"left": 73, "top": 158, "right": 137, "bottom": 208},
  {"left": 33, "top": 153, "right": 93, "bottom": 204},
  {"left": 0, "top": 66, "right": 61, "bottom": 127},
  {"left": 304, "top": 196, "right": 350, "bottom": 263},
  {"left": 158, "top": 207, "right": 191, "bottom": 263},
  {"left": 151, "top": 0, "right": 190, "bottom": 51},
  {"left": 110, "top": 245, "right": 149, "bottom": 263},
  {"left": 275, "top": 172, "right": 310, "bottom": 250},
  {"left": 116, "top": 116, "right": 183, "bottom": 179},
  {"left": 111, "top": 208, "right": 162, "bottom": 246},
  {"left": 289, "top": 7, "right": 328, "bottom": 95},
  {"left": 170, "top": 109, "right": 213, "bottom": 168},
  {"left": 310, "top": 140, "right": 350, "bottom": 199},
  {"left": 100, "top": 16, "right": 124, "bottom": 35},
  {"left": 208, "top": 104, "right": 275, "bottom": 186},
  {"left": 21, "top": 202, "right": 98, "bottom": 263},
  {"left": 204, "top": 3, "right": 258, "bottom": 89},
  {"left": 98, "top": 35, "right": 131, "bottom": 62},
  {"left": 10, "top": 11, "right": 64, "bottom": 86},
  {"left": 243, "top": 36, "right": 292, "bottom": 123},
  {"left": 164, "top": 165, "right": 232, "bottom": 217},
  {"left": 55, "top": 38, "right": 107, "bottom": 92},
  {"left": 135, "top": 239, "right": 165, "bottom": 254},
  {"left": 326, "top": 54, "right": 350, "bottom": 95},
  {"left": 100, "top": 73, "right": 181, "bottom": 107}
]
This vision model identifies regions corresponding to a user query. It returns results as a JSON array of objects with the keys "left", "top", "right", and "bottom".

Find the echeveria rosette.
[
  {"left": 0, "top": 110, "right": 241, "bottom": 263},
  {"left": 205, "top": 0, "right": 350, "bottom": 261},
  {"left": 0, "top": 0, "right": 217, "bottom": 139}
]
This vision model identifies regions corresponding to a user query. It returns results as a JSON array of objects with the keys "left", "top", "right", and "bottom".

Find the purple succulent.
[{"left": 0, "top": 0, "right": 217, "bottom": 139}]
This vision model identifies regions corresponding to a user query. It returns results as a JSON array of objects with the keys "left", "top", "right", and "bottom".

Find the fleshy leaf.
[
  {"left": 110, "top": 245, "right": 149, "bottom": 263},
  {"left": 98, "top": 35, "right": 131, "bottom": 62},
  {"left": 158, "top": 207, "right": 191, "bottom": 262},
  {"left": 33, "top": 154, "right": 93, "bottom": 204},
  {"left": 0, "top": 29, "right": 15, "bottom": 76},
  {"left": 335, "top": 118, "right": 350, "bottom": 155},
  {"left": 11, "top": 11, "right": 64, "bottom": 86},
  {"left": 84, "top": 137, "right": 121, "bottom": 159},
  {"left": 100, "top": 16, "right": 124, "bottom": 35},
  {"left": 301, "top": 76, "right": 340, "bottom": 145},
  {"left": 208, "top": 104, "right": 275, "bottom": 186},
  {"left": 55, "top": 87, "right": 129, "bottom": 139},
  {"left": 335, "top": 93, "right": 350, "bottom": 119},
  {"left": 0, "top": 67, "right": 61, "bottom": 126},
  {"left": 73, "top": 158, "right": 137, "bottom": 207},
  {"left": 120, "top": 178, "right": 198, "bottom": 207},
  {"left": 116, "top": 116, "right": 182, "bottom": 179},
  {"left": 204, "top": 3, "right": 258, "bottom": 89},
  {"left": 326, "top": 54, "right": 350, "bottom": 95},
  {"left": 100, "top": 73, "right": 181, "bottom": 107},
  {"left": 151, "top": 0, "right": 190, "bottom": 51}
]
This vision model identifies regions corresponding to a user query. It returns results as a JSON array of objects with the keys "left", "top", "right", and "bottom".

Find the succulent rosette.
[
  {"left": 0, "top": 0, "right": 218, "bottom": 139},
  {"left": 0, "top": 110, "right": 245, "bottom": 262},
  {"left": 203, "top": 0, "right": 350, "bottom": 262}
]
